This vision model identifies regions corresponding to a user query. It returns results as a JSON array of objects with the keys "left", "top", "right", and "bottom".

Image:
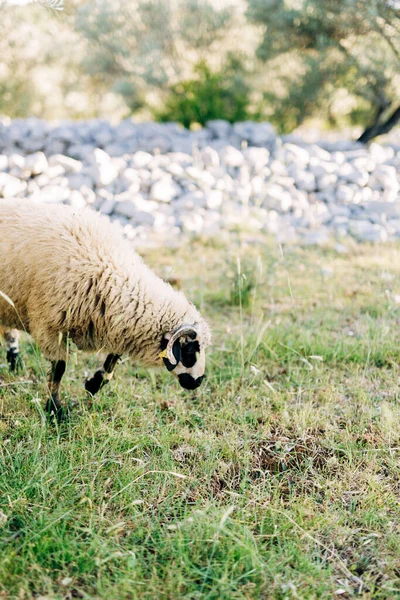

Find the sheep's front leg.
[
  {"left": 45, "top": 360, "right": 66, "bottom": 422},
  {"left": 85, "top": 353, "right": 120, "bottom": 396},
  {"left": 5, "top": 329, "right": 22, "bottom": 371}
]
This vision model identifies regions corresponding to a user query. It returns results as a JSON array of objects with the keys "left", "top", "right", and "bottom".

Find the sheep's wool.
[{"left": 0, "top": 200, "right": 211, "bottom": 364}]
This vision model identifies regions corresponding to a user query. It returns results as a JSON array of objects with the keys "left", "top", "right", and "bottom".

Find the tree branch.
[{"left": 357, "top": 104, "right": 400, "bottom": 143}]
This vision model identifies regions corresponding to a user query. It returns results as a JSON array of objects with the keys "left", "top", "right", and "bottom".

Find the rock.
[
  {"left": 336, "top": 185, "right": 355, "bottom": 204},
  {"left": 48, "top": 154, "right": 82, "bottom": 173},
  {"left": 130, "top": 151, "right": 152, "bottom": 169},
  {"left": 242, "top": 147, "right": 270, "bottom": 171},
  {"left": 31, "top": 185, "right": 70, "bottom": 203},
  {"left": 179, "top": 212, "right": 204, "bottom": 233},
  {"left": 284, "top": 143, "right": 310, "bottom": 164},
  {"left": 262, "top": 184, "right": 292, "bottom": 212},
  {"left": 295, "top": 171, "right": 316, "bottom": 192},
  {"left": 219, "top": 146, "right": 244, "bottom": 168},
  {"left": 201, "top": 146, "right": 220, "bottom": 168},
  {"left": 301, "top": 227, "right": 330, "bottom": 246},
  {"left": 8, "top": 154, "right": 25, "bottom": 171},
  {"left": 67, "top": 172, "right": 94, "bottom": 191},
  {"left": 317, "top": 173, "right": 337, "bottom": 191},
  {"left": 174, "top": 191, "right": 206, "bottom": 211},
  {"left": 3, "top": 116, "right": 400, "bottom": 246},
  {"left": 206, "top": 119, "right": 231, "bottom": 138},
  {"left": 337, "top": 162, "right": 367, "bottom": 186},
  {"left": 98, "top": 197, "right": 116, "bottom": 215},
  {"left": 150, "top": 176, "right": 180, "bottom": 203},
  {"left": 0, "top": 173, "right": 27, "bottom": 197},
  {"left": 69, "top": 190, "right": 87, "bottom": 209},
  {"left": 369, "top": 165, "right": 399, "bottom": 191},
  {"left": 349, "top": 220, "right": 388, "bottom": 242},
  {"left": 134, "top": 210, "right": 156, "bottom": 227},
  {"left": 24, "top": 152, "right": 48, "bottom": 176},
  {"left": 234, "top": 121, "right": 276, "bottom": 146}
]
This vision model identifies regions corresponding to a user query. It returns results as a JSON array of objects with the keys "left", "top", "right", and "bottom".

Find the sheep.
[{"left": 0, "top": 199, "right": 211, "bottom": 420}]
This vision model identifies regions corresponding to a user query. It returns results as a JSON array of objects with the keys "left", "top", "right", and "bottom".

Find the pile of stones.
[{"left": 1, "top": 117, "right": 400, "bottom": 246}]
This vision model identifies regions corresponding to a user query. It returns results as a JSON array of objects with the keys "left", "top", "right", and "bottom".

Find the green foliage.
[
  {"left": 247, "top": 0, "right": 400, "bottom": 135},
  {"left": 75, "top": 0, "right": 240, "bottom": 118},
  {"left": 156, "top": 58, "right": 255, "bottom": 128}
]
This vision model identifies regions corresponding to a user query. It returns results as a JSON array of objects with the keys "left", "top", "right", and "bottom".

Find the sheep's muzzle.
[{"left": 178, "top": 373, "right": 204, "bottom": 390}]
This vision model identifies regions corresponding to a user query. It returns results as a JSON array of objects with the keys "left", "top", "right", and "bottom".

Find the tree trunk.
[{"left": 357, "top": 104, "right": 400, "bottom": 144}]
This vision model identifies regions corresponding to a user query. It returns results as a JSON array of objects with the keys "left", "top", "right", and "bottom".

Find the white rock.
[
  {"left": 69, "top": 190, "right": 87, "bottom": 209},
  {"left": 8, "top": 154, "right": 25, "bottom": 170},
  {"left": 180, "top": 212, "right": 204, "bottom": 233},
  {"left": 338, "top": 163, "right": 369, "bottom": 186},
  {"left": 205, "top": 190, "right": 223, "bottom": 210},
  {"left": 0, "top": 173, "right": 27, "bottom": 197},
  {"left": 336, "top": 185, "right": 355, "bottom": 204},
  {"left": 48, "top": 154, "right": 82, "bottom": 173},
  {"left": 99, "top": 197, "right": 116, "bottom": 215},
  {"left": 201, "top": 146, "right": 220, "bottom": 168},
  {"left": 317, "top": 173, "right": 337, "bottom": 191},
  {"left": 242, "top": 147, "right": 270, "bottom": 171},
  {"left": 295, "top": 171, "right": 316, "bottom": 192},
  {"left": 349, "top": 220, "right": 388, "bottom": 242},
  {"left": 207, "top": 119, "right": 231, "bottom": 138},
  {"left": 301, "top": 227, "right": 330, "bottom": 246},
  {"left": 32, "top": 185, "right": 70, "bottom": 203},
  {"left": 185, "top": 166, "right": 215, "bottom": 187},
  {"left": 283, "top": 143, "right": 310, "bottom": 164},
  {"left": 150, "top": 177, "right": 180, "bottom": 203},
  {"left": 362, "top": 201, "right": 400, "bottom": 218},
  {"left": 262, "top": 184, "right": 292, "bottom": 212},
  {"left": 67, "top": 172, "right": 94, "bottom": 190},
  {"left": 250, "top": 122, "right": 276, "bottom": 146},
  {"left": 166, "top": 163, "right": 184, "bottom": 178},
  {"left": 219, "top": 146, "right": 244, "bottom": 168},
  {"left": 174, "top": 191, "right": 206, "bottom": 211},
  {"left": 369, "top": 143, "right": 395, "bottom": 164},
  {"left": 24, "top": 152, "right": 48, "bottom": 175},
  {"left": 88, "top": 161, "right": 119, "bottom": 187},
  {"left": 0, "top": 155, "right": 7, "bottom": 171},
  {"left": 370, "top": 165, "right": 399, "bottom": 191}
]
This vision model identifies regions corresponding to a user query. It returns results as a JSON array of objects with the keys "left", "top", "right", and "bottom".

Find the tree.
[
  {"left": 247, "top": 0, "right": 400, "bottom": 142},
  {"left": 75, "top": 0, "right": 242, "bottom": 115}
]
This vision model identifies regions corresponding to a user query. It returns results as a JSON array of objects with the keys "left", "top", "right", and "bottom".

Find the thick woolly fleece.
[{"left": 0, "top": 200, "right": 211, "bottom": 365}]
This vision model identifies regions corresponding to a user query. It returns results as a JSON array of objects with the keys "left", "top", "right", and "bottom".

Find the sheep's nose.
[{"left": 178, "top": 374, "right": 204, "bottom": 390}]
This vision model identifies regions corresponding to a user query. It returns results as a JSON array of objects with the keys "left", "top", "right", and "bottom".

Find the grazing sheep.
[{"left": 0, "top": 199, "right": 211, "bottom": 420}]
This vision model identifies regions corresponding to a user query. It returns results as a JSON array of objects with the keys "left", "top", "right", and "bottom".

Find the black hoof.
[
  {"left": 45, "top": 397, "right": 66, "bottom": 423},
  {"left": 85, "top": 370, "right": 106, "bottom": 396},
  {"left": 7, "top": 350, "right": 23, "bottom": 372}
]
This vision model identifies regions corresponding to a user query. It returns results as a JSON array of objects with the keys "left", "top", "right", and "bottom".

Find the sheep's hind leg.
[
  {"left": 85, "top": 354, "right": 120, "bottom": 396},
  {"left": 5, "top": 329, "right": 22, "bottom": 371},
  {"left": 45, "top": 360, "right": 66, "bottom": 422}
]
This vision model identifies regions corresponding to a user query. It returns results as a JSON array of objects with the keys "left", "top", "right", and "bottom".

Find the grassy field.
[{"left": 1, "top": 236, "right": 400, "bottom": 599}]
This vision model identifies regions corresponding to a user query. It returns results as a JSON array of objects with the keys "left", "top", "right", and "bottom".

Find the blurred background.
[{"left": 1, "top": 0, "right": 399, "bottom": 142}]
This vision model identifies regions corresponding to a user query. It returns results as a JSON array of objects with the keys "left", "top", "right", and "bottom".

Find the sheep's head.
[{"left": 160, "top": 322, "right": 211, "bottom": 390}]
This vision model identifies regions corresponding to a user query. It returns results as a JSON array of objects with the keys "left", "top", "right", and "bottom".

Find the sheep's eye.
[{"left": 181, "top": 341, "right": 200, "bottom": 368}]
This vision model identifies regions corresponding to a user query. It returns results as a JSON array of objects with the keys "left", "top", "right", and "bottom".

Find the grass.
[{"left": 1, "top": 235, "right": 400, "bottom": 599}]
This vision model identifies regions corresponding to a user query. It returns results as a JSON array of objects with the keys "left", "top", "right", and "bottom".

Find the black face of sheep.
[{"left": 161, "top": 324, "right": 206, "bottom": 390}]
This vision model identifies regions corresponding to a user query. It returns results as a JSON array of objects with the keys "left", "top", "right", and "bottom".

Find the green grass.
[{"left": 1, "top": 236, "right": 400, "bottom": 599}]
